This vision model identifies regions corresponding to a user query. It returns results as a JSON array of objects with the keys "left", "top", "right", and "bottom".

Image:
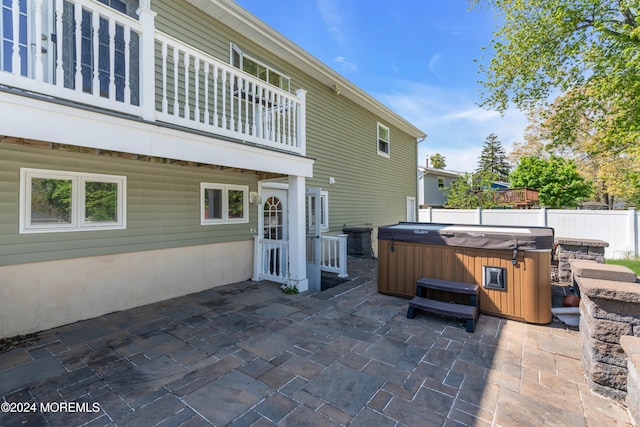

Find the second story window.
[
  {"left": 377, "top": 123, "right": 390, "bottom": 157},
  {"left": 231, "top": 44, "right": 290, "bottom": 92},
  {"left": 97, "top": 0, "right": 140, "bottom": 19}
]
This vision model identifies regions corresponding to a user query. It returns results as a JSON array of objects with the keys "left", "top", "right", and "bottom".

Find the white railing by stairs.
[
  {"left": 319, "top": 234, "right": 348, "bottom": 278},
  {"left": 253, "top": 234, "right": 348, "bottom": 285}
]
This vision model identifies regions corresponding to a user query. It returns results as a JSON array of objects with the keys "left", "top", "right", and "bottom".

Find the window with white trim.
[
  {"left": 201, "top": 183, "right": 249, "bottom": 225},
  {"left": 377, "top": 123, "right": 390, "bottom": 157},
  {"left": 308, "top": 191, "right": 329, "bottom": 233},
  {"left": 437, "top": 177, "right": 445, "bottom": 188},
  {"left": 20, "top": 168, "right": 126, "bottom": 233},
  {"left": 231, "top": 44, "right": 290, "bottom": 92}
]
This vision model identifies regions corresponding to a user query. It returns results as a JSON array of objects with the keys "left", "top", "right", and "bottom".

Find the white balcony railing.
[
  {"left": 155, "top": 33, "right": 305, "bottom": 155},
  {"left": 0, "top": 0, "right": 306, "bottom": 156}
]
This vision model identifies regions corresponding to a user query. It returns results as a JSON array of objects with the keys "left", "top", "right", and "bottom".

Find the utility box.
[
  {"left": 343, "top": 226, "right": 373, "bottom": 257},
  {"left": 377, "top": 223, "right": 554, "bottom": 324}
]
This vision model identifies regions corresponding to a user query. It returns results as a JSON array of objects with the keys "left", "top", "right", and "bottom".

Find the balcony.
[
  {"left": 492, "top": 188, "right": 539, "bottom": 208},
  {"left": 0, "top": 0, "right": 306, "bottom": 156}
]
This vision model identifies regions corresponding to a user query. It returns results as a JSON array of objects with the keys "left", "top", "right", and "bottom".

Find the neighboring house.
[
  {"left": 0, "top": 0, "right": 425, "bottom": 338},
  {"left": 418, "top": 166, "right": 462, "bottom": 207}
]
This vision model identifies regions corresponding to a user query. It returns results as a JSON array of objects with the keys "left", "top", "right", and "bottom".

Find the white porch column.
[
  {"left": 288, "top": 175, "right": 309, "bottom": 292},
  {"left": 137, "top": 1, "right": 157, "bottom": 122}
]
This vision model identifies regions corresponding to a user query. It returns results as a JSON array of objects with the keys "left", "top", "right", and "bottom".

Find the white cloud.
[
  {"left": 442, "top": 108, "right": 501, "bottom": 122},
  {"left": 333, "top": 56, "right": 357, "bottom": 72},
  {"left": 317, "top": 0, "right": 345, "bottom": 43},
  {"left": 427, "top": 53, "right": 445, "bottom": 80},
  {"left": 376, "top": 82, "right": 528, "bottom": 173}
]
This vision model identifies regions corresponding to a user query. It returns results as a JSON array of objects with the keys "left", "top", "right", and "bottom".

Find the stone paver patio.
[{"left": 0, "top": 258, "right": 632, "bottom": 426}]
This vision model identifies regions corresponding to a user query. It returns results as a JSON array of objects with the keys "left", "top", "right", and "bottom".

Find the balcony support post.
[{"left": 137, "top": 1, "right": 157, "bottom": 121}]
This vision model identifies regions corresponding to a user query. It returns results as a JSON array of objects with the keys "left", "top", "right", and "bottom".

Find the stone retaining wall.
[
  {"left": 572, "top": 260, "right": 640, "bottom": 404},
  {"left": 621, "top": 336, "right": 640, "bottom": 426},
  {"left": 557, "top": 237, "right": 608, "bottom": 283}
]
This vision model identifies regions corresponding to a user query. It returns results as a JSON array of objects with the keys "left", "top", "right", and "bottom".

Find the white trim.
[
  {"left": 320, "top": 190, "right": 329, "bottom": 232},
  {"left": 406, "top": 196, "right": 416, "bottom": 222},
  {"left": 0, "top": 92, "right": 314, "bottom": 178},
  {"left": 200, "top": 183, "right": 249, "bottom": 225},
  {"left": 20, "top": 168, "right": 126, "bottom": 234}
]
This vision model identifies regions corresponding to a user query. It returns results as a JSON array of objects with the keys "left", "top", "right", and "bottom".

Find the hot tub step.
[
  {"left": 407, "top": 296, "right": 478, "bottom": 333},
  {"left": 416, "top": 277, "right": 479, "bottom": 308}
]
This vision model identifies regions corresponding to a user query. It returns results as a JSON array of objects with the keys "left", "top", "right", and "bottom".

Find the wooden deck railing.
[{"left": 493, "top": 188, "right": 539, "bottom": 206}]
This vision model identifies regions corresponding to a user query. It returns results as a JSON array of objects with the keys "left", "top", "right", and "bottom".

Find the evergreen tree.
[{"left": 476, "top": 134, "right": 511, "bottom": 181}]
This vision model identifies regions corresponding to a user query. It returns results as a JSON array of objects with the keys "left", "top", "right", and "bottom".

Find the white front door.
[
  {"left": 263, "top": 188, "right": 287, "bottom": 241},
  {"left": 259, "top": 187, "right": 288, "bottom": 282}
]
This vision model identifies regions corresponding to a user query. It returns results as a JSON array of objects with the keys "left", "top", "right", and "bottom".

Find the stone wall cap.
[
  {"left": 556, "top": 237, "right": 609, "bottom": 247},
  {"left": 621, "top": 335, "right": 640, "bottom": 356},
  {"left": 571, "top": 261, "right": 637, "bottom": 283},
  {"left": 575, "top": 276, "right": 640, "bottom": 303}
]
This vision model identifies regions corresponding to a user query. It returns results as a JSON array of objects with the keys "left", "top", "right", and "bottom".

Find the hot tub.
[{"left": 377, "top": 223, "right": 554, "bottom": 324}]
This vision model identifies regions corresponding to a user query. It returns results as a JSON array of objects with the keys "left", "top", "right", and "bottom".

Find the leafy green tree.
[
  {"left": 472, "top": 0, "right": 640, "bottom": 157},
  {"left": 429, "top": 153, "right": 447, "bottom": 169},
  {"left": 509, "top": 156, "right": 593, "bottom": 208},
  {"left": 519, "top": 97, "right": 639, "bottom": 207},
  {"left": 476, "top": 134, "right": 511, "bottom": 181},
  {"left": 444, "top": 173, "right": 498, "bottom": 209}
]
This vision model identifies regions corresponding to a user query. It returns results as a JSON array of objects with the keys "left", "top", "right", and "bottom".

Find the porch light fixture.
[{"left": 250, "top": 192, "right": 261, "bottom": 205}]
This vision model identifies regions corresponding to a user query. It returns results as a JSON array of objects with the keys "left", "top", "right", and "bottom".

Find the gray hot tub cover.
[{"left": 378, "top": 223, "right": 554, "bottom": 251}]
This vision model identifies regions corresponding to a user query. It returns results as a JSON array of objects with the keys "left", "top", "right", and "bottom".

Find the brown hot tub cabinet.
[{"left": 377, "top": 223, "right": 554, "bottom": 324}]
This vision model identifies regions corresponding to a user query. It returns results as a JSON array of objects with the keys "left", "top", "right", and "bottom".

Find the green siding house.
[{"left": 0, "top": 0, "right": 425, "bottom": 338}]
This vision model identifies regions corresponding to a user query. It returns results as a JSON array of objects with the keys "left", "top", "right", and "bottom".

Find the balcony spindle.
[
  {"left": 91, "top": 11, "right": 100, "bottom": 96},
  {"left": 251, "top": 83, "right": 257, "bottom": 136},
  {"left": 221, "top": 70, "right": 227, "bottom": 129},
  {"left": 74, "top": 4, "right": 83, "bottom": 91},
  {"left": 243, "top": 79, "right": 249, "bottom": 133},
  {"left": 11, "top": 0, "right": 20, "bottom": 75},
  {"left": 55, "top": 0, "right": 64, "bottom": 85},
  {"left": 161, "top": 42, "right": 168, "bottom": 113},
  {"left": 183, "top": 53, "right": 190, "bottom": 120},
  {"left": 212, "top": 65, "right": 218, "bottom": 127},
  {"left": 123, "top": 24, "right": 131, "bottom": 104},
  {"left": 228, "top": 72, "right": 234, "bottom": 131},
  {"left": 108, "top": 18, "right": 116, "bottom": 100},
  {"left": 194, "top": 57, "right": 200, "bottom": 122},
  {"left": 34, "top": 0, "right": 43, "bottom": 82},
  {"left": 274, "top": 93, "right": 280, "bottom": 143},
  {"left": 172, "top": 47, "right": 179, "bottom": 116},
  {"left": 203, "top": 63, "right": 210, "bottom": 125}
]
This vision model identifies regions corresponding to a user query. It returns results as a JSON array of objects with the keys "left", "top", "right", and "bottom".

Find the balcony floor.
[{"left": 0, "top": 258, "right": 631, "bottom": 426}]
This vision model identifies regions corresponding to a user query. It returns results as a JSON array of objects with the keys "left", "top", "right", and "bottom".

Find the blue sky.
[{"left": 234, "top": 0, "right": 528, "bottom": 173}]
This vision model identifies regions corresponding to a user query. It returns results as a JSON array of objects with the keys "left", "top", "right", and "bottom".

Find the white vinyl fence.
[{"left": 419, "top": 207, "right": 639, "bottom": 260}]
